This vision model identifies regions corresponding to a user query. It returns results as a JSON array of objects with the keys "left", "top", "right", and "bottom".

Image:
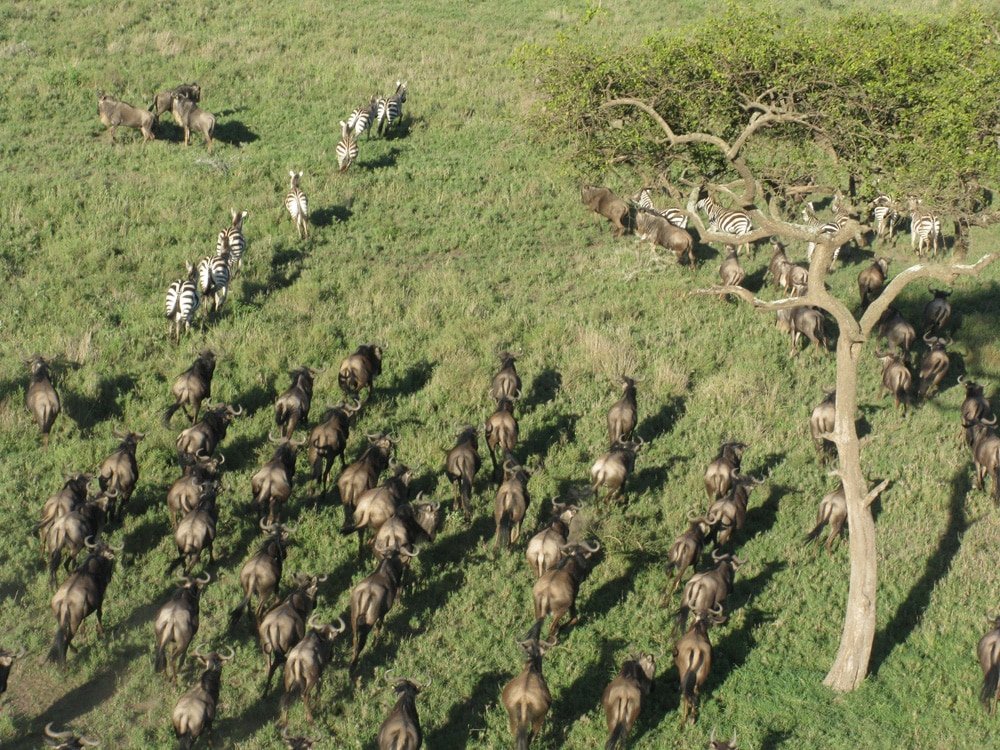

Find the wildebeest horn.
[
  {"left": 45, "top": 723, "right": 76, "bottom": 739},
  {"left": 197, "top": 571, "right": 211, "bottom": 585},
  {"left": 711, "top": 548, "right": 727, "bottom": 563},
  {"left": 80, "top": 736, "right": 101, "bottom": 747},
  {"left": 307, "top": 614, "right": 319, "bottom": 630},
  {"left": 982, "top": 414, "right": 998, "bottom": 425},
  {"left": 112, "top": 428, "right": 126, "bottom": 438},
  {"left": 709, "top": 602, "right": 724, "bottom": 617},
  {"left": 958, "top": 375, "right": 966, "bottom": 384},
  {"left": 331, "top": 617, "right": 346, "bottom": 634},
  {"left": 923, "top": 331, "right": 934, "bottom": 343},
  {"left": 109, "top": 540, "right": 125, "bottom": 552},
  {"left": 581, "top": 540, "right": 601, "bottom": 553},
  {"left": 400, "top": 546, "right": 419, "bottom": 558},
  {"left": 260, "top": 518, "right": 274, "bottom": 533},
  {"left": 419, "top": 674, "right": 433, "bottom": 688},
  {"left": 103, "top": 487, "right": 119, "bottom": 498},
  {"left": 84, "top": 536, "right": 98, "bottom": 549},
  {"left": 283, "top": 523, "right": 297, "bottom": 534},
  {"left": 316, "top": 574, "right": 329, "bottom": 582},
  {"left": 268, "top": 431, "right": 282, "bottom": 443},
  {"left": 383, "top": 668, "right": 395, "bottom": 684},
  {"left": 348, "top": 398, "right": 363, "bottom": 413},
  {"left": 219, "top": 646, "right": 235, "bottom": 661},
  {"left": 215, "top": 452, "right": 225, "bottom": 466}
]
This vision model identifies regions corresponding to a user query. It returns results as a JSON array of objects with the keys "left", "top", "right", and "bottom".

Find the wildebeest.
[
  {"left": 37, "top": 474, "right": 92, "bottom": 555},
  {"left": 348, "top": 547, "right": 414, "bottom": 678},
  {"left": 494, "top": 460, "right": 531, "bottom": 549},
  {"left": 168, "top": 487, "right": 219, "bottom": 574},
  {"left": 229, "top": 521, "right": 292, "bottom": 629},
  {"left": 590, "top": 438, "right": 643, "bottom": 504},
  {"left": 526, "top": 502, "right": 580, "bottom": 578},
  {"left": 607, "top": 376, "right": 638, "bottom": 446},
  {"left": 602, "top": 653, "right": 655, "bottom": 750},
  {"left": 532, "top": 540, "right": 601, "bottom": 641},
  {"left": 172, "top": 647, "right": 234, "bottom": 749},
  {"left": 718, "top": 249, "right": 745, "bottom": 292},
  {"left": 42, "top": 723, "right": 100, "bottom": 748},
  {"left": 581, "top": 185, "right": 629, "bottom": 237},
  {"left": 923, "top": 288, "right": 952, "bottom": 335},
  {"left": 373, "top": 498, "right": 441, "bottom": 563},
  {"left": 968, "top": 417, "right": 1000, "bottom": 502},
  {"left": 676, "top": 550, "right": 742, "bottom": 630},
  {"left": 48, "top": 537, "right": 121, "bottom": 663},
  {"left": 961, "top": 377, "right": 995, "bottom": 446},
  {"left": 339, "top": 432, "right": 395, "bottom": 530},
  {"left": 705, "top": 473, "right": 760, "bottom": 548},
  {"left": 635, "top": 208, "right": 695, "bottom": 268},
  {"left": 164, "top": 350, "right": 216, "bottom": 426},
  {"left": 171, "top": 94, "right": 215, "bottom": 150},
  {"left": 979, "top": 613, "right": 1000, "bottom": 713},
  {"left": 280, "top": 617, "right": 347, "bottom": 723},
  {"left": 917, "top": 334, "right": 950, "bottom": 400},
  {"left": 766, "top": 239, "right": 790, "bottom": 290},
  {"left": 777, "top": 261, "right": 808, "bottom": 296},
  {"left": 97, "top": 92, "right": 155, "bottom": 142},
  {"left": 167, "top": 454, "right": 224, "bottom": 529},
  {"left": 704, "top": 442, "right": 746, "bottom": 502},
  {"left": 344, "top": 462, "right": 413, "bottom": 559},
  {"left": 662, "top": 512, "right": 711, "bottom": 601},
  {"left": 875, "top": 349, "right": 912, "bottom": 414},
  {"left": 501, "top": 622, "right": 554, "bottom": 750},
  {"left": 150, "top": 83, "right": 201, "bottom": 119},
  {"left": 307, "top": 400, "right": 362, "bottom": 498},
  {"left": 674, "top": 605, "right": 726, "bottom": 724},
  {"left": 154, "top": 573, "right": 212, "bottom": 682},
  {"left": 805, "top": 482, "right": 847, "bottom": 554},
  {"left": 259, "top": 573, "right": 326, "bottom": 695},
  {"left": 252, "top": 435, "right": 303, "bottom": 525},
  {"left": 490, "top": 351, "right": 522, "bottom": 403},
  {"left": 98, "top": 429, "right": 144, "bottom": 521},
  {"left": 176, "top": 403, "right": 243, "bottom": 462},
  {"left": 876, "top": 307, "right": 916, "bottom": 356},
  {"left": 775, "top": 306, "right": 828, "bottom": 357},
  {"left": 858, "top": 257, "right": 890, "bottom": 310},
  {"left": 0, "top": 645, "right": 25, "bottom": 696},
  {"left": 709, "top": 729, "right": 739, "bottom": 749},
  {"left": 339, "top": 344, "right": 383, "bottom": 404},
  {"left": 45, "top": 493, "right": 112, "bottom": 587},
  {"left": 810, "top": 389, "right": 837, "bottom": 463},
  {"left": 26, "top": 355, "right": 61, "bottom": 446},
  {"left": 275, "top": 367, "right": 316, "bottom": 438},
  {"left": 377, "top": 677, "right": 425, "bottom": 750},
  {"left": 445, "top": 426, "right": 481, "bottom": 521},
  {"left": 485, "top": 397, "right": 519, "bottom": 482}
]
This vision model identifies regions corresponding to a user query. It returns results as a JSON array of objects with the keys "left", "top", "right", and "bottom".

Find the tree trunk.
[{"left": 823, "top": 338, "right": 877, "bottom": 691}]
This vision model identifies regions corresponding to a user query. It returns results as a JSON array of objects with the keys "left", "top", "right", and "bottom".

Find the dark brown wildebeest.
[
  {"left": 526, "top": 502, "right": 579, "bottom": 578},
  {"left": 485, "top": 396, "right": 519, "bottom": 483},
  {"left": 259, "top": 573, "right": 326, "bottom": 695},
  {"left": 674, "top": 605, "right": 726, "bottom": 725},
  {"left": 176, "top": 403, "right": 243, "bottom": 462},
  {"left": 98, "top": 429, "right": 144, "bottom": 522},
  {"left": 338, "top": 432, "right": 395, "bottom": 530},
  {"left": 591, "top": 438, "right": 643, "bottom": 505},
  {"left": 607, "top": 376, "right": 638, "bottom": 446},
  {"left": 307, "top": 399, "right": 362, "bottom": 499},
  {"left": 602, "top": 653, "right": 655, "bottom": 750},
  {"left": 229, "top": 521, "right": 292, "bottom": 629},
  {"left": 858, "top": 257, "right": 890, "bottom": 310},
  {"left": 275, "top": 367, "right": 316, "bottom": 438},
  {"left": 445, "top": 426, "right": 481, "bottom": 521},
  {"left": 979, "top": 613, "right": 1000, "bottom": 713},
  {"left": 490, "top": 351, "right": 521, "bottom": 403},
  {"left": 164, "top": 350, "right": 216, "bottom": 426},
  {"left": 172, "top": 647, "right": 234, "bottom": 749},
  {"left": 532, "top": 540, "right": 601, "bottom": 641},
  {"left": 377, "top": 677, "right": 425, "bottom": 750},
  {"left": 280, "top": 617, "right": 346, "bottom": 723},
  {"left": 582, "top": 185, "right": 629, "bottom": 237},
  {"left": 98, "top": 92, "right": 155, "bottom": 142},
  {"left": 805, "top": 482, "right": 847, "bottom": 554},
  {"left": 501, "top": 621, "right": 554, "bottom": 749},
  {"left": 154, "top": 573, "right": 211, "bottom": 682},
  {"left": 875, "top": 349, "right": 913, "bottom": 414},
  {"left": 48, "top": 537, "right": 121, "bottom": 663},
  {"left": 339, "top": 344, "right": 383, "bottom": 404},
  {"left": 26, "top": 355, "right": 60, "bottom": 446}
]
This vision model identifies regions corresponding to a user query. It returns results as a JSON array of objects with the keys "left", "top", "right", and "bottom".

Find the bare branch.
[
  {"left": 864, "top": 479, "right": 890, "bottom": 507},
  {"left": 691, "top": 286, "right": 818, "bottom": 311}
]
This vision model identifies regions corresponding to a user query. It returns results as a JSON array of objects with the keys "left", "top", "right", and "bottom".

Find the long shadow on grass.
[
  {"left": 240, "top": 245, "right": 306, "bottom": 305},
  {"left": 361, "top": 147, "right": 401, "bottom": 171},
  {"left": 423, "top": 669, "right": 506, "bottom": 748},
  {"left": 550, "top": 637, "right": 624, "bottom": 735},
  {"left": 232, "top": 381, "right": 275, "bottom": 418},
  {"left": 62, "top": 374, "right": 136, "bottom": 431},
  {"left": 761, "top": 729, "right": 795, "bottom": 749},
  {"left": 521, "top": 412, "right": 579, "bottom": 464},
  {"left": 521, "top": 368, "right": 562, "bottom": 413},
  {"left": 870, "top": 468, "right": 970, "bottom": 676},
  {"left": 0, "top": 375, "right": 22, "bottom": 404},
  {"left": 423, "top": 515, "right": 493, "bottom": 568},
  {"left": 581, "top": 551, "right": 649, "bottom": 623},
  {"left": 705, "top": 606, "right": 775, "bottom": 697},
  {"left": 221, "top": 432, "right": 269, "bottom": 472},
  {"left": 312, "top": 204, "right": 353, "bottom": 227},
  {"left": 743, "top": 483, "right": 788, "bottom": 541},
  {"left": 382, "top": 360, "right": 435, "bottom": 402},
  {"left": 637, "top": 395, "right": 686, "bottom": 443},
  {"left": 214, "top": 119, "right": 259, "bottom": 146}
]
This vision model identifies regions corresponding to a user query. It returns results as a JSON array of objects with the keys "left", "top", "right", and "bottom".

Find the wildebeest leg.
[{"left": 95, "top": 606, "right": 105, "bottom": 636}]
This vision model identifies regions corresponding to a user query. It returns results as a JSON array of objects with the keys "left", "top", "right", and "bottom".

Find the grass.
[{"left": 1, "top": 0, "right": 999, "bottom": 747}]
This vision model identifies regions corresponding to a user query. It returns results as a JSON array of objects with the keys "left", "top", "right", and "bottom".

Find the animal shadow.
[
  {"left": 520, "top": 412, "right": 579, "bottom": 463},
  {"left": 361, "top": 147, "right": 401, "bottom": 170},
  {"left": 214, "top": 119, "right": 259, "bottom": 146},
  {"left": 62, "top": 373, "right": 137, "bottom": 431},
  {"left": 550, "top": 637, "right": 625, "bottom": 734},
  {"left": 637, "top": 395, "right": 686, "bottom": 442},
  {"left": 382, "top": 115, "right": 421, "bottom": 141},
  {"left": 521, "top": 368, "right": 562, "bottom": 413},
  {"left": 384, "top": 360, "right": 435, "bottom": 401},
  {"left": 312, "top": 204, "right": 353, "bottom": 227},
  {"left": 423, "top": 670, "right": 505, "bottom": 747}
]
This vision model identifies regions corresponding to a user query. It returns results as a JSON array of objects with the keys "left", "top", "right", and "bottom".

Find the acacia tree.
[{"left": 529, "top": 8, "right": 1000, "bottom": 690}]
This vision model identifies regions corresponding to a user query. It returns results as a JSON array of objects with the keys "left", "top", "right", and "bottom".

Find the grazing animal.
[
  {"left": 633, "top": 187, "right": 688, "bottom": 228},
  {"left": 25, "top": 355, "right": 61, "bottom": 446},
  {"left": 968, "top": 417, "right": 1000, "bottom": 502},
  {"left": 377, "top": 678, "right": 425, "bottom": 750},
  {"left": 337, "top": 120, "right": 359, "bottom": 172},
  {"left": 917, "top": 335, "right": 951, "bottom": 400},
  {"left": 494, "top": 461, "right": 531, "bottom": 549},
  {"left": 490, "top": 351, "right": 522, "bottom": 403},
  {"left": 696, "top": 188, "right": 753, "bottom": 255},
  {"left": 674, "top": 605, "right": 726, "bottom": 724},
  {"left": 150, "top": 83, "right": 200, "bottom": 118},
  {"left": 979, "top": 614, "right": 1000, "bottom": 713},
  {"left": 154, "top": 573, "right": 211, "bottom": 682},
  {"left": 870, "top": 194, "right": 899, "bottom": 243},
  {"left": 229, "top": 521, "right": 291, "bottom": 628},
  {"left": 876, "top": 307, "right": 916, "bottom": 356},
  {"left": 810, "top": 389, "right": 837, "bottom": 463},
  {"left": 635, "top": 208, "right": 696, "bottom": 268},
  {"left": 607, "top": 376, "right": 638, "bottom": 445},
  {"left": 663, "top": 512, "right": 712, "bottom": 601},
  {"left": 704, "top": 442, "right": 746, "bottom": 501},
  {"left": 37, "top": 474, "right": 92, "bottom": 555},
  {"left": 924, "top": 288, "right": 952, "bottom": 335},
  {"left": 285, "top": 171, "right": 310, "bottom": 239},
  {"left": 167, "top": 454, "right": 223, "bottom": 528},
  {"left": 485, "top": 396, "right": 519, "bottom": 482},
  {"left": 280, "top": 617, "right": 347, "bottom": 723},
  {"left": 196, "top": 243, "right": 231, "bottom": 315},
  {"left": 445, "top": 426, "right": 482, "bottom": 521},
  {"left": 775, "top": 306, "right": 828, "bottom": 357},
  {"left": 532, "top": 540, "right": 601, "bottom": 641},
  {"left": 97, "top": 92, "right": 154, "bottom": 141},
  {"left": 42, "top": 723, "right": 100, "bottom": 748},
  {"left": 349, "top": 547, "right": 414, "bottom": 677},
  {"left": 172, "top": 648, "right": 234, "bottom": 749},
  {"left": 175, "top": 403, "right": 242, "bottom": 462},
  {"left": 165, "top": 350, "right": 217, "bottom": 426},
  {"left": 339, "top": 344, "right": 383, "bottom": 404},
  {"left": 171, "top": 94, "right": 215, "bottom": 150},
  {"left": 676, "top": 551, "right": 742, "bottom": 630},
  {"left": 602, "top": 653, "right": 656, "bottom": 750},
  {"left": 858, "top": 257, "right": 890, "bottom": 310},
  {"left": 168, "top": 488, "right": 219, "bottom": 574},
  {"left": 275, "top": 366, "right": 316, "bottom": 438},
  {"left": 347, "top": 96, "right": 378, "bottom": 138},
  {"left": 526, "top": 502, "right": 580, "bottom": 578},
  {"left": 907, "top": 196, "right": 941, "bottom": 256},
  {"left": 875, "top": 349, "right": 913, "bottom": 414},
  {"left": 338, "top": 432, "right": 395, "bottom": 529},
  {"left": 718, "top": 249, "right": 745, "bottom": 291},
  {"left": 377, "top": 80, "right": 408, "bottom": 136},
  {"left": 307, "top": 400, "right": 362, "bottom": 498},
  {"left": 48, "top": 538, "right": 120, "bottom": 663},
  {"left": 582, "top": 185, "right": 629, "bottom": 237},
  {"left": 805, "top": 482, "right": 848, "bottom": 554},
  {"left": 252, "top": 435, "right": 303, "bottom": 525},
  {"left": 259, "top": 574, "right": 326, "bottom": 695},
  {"left": 501, "top": 623, "right": 554, "bottom": 750},
  {"left": 98, "top": 429, "right": 143, "bottom": 521},
  {"left": 344, "top": 462, "right": 413, "bottom": 560},
  {"left": 165, "top": 263, "right": 201, "bottom": 342},
  {"left": 218, "top": 209, "right": 248, "bottom": 276},
  {"left": 961, "top": 377, "right": 995, "bottom": 446},
  {"left": 591, "top": 439, "right": 643, "bottom": 504}
]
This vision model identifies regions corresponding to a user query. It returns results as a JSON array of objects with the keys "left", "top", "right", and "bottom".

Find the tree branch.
[{"left": 864, "top": 479, "right": 890, "bottom": 507}]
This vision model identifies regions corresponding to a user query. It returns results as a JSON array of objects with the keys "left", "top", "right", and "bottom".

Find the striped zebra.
[
  {"left": 802, "top": 201, "right": 842, "bottom": 265},
  {"left": 632, "top": 187, "right": 688, "bottom": 228},
  {"left": 869, "top": 195, "right": 900, "bottom": 243},
  {"left": 336, "top": 120, "right": 358, "bottom": 172},
  {"left": 285, "top": 170, "right": 309, "bottom": 240},
  {"left": 346, "top": 96, "right": 377, "bottom": 138},
  {"left": 695, "top": 189, "right": 753, "bottom": 254},
  {"left": 198, "top": 241, "right": 231, "bottom": 313},
  {"left": 377, "top": 80, "right": 407, "bottom": 136},
  {"left": 907, "top": 196, "right": 941, "bottom": 256},
  {"left": 165, "top": 263, "right": 200, "bottom": 342},
  {"left": 216, "top": 208, "right": 248, "bottom": 276}
]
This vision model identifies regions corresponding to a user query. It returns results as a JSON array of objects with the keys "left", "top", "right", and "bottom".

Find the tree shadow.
[
  {"left": 361, "top": 147, "right": 401, "bottom": 170},
  {"left": 520, "top": 413, "right": 579, "bottom": 464},
  {"left": 312, "top": 204, "right": 353, "bottom": 228},
  {"left": 636, "top": 395, "right": 686, "bottom": 443},
  {"left": 870, "top": 467, "right": 970, "bottom": 675},
  {"left": 214, "top": 119, "right": 259, "bottom": 146},
  {"left": 520, "top": 368, "right": 562, "bottom": 413},
  {"left": 62, "top": 374, "right": 136, "bottom": 431},
  {"left": 423, "top": 669, "right": 505, "bottom": 748},
  {"left": 550, "top": 637, "right": 624, "bottom": 735},
  {"left": 383, "top": 360, "right": 435, "bottom": 401}
]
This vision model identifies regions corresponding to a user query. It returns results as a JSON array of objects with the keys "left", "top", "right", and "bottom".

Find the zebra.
[
  {"left": 336, "top": 120, "right": 358, "bottom": 172},
  {"left": 802, "top": 201, "right": 842, "bottom": 265},
  {"left": 695, "top": 188, "right": 753, "bottom": 254},
  {"left": 869, "top": 195, "right": 900, "bottom": 243},
  {"left": 377, "top": 80, "right": 407, "bottom": 136},
  {"left": 632, "top": 187, "right": 688, "bottom": 229},
  {"left": 216, "top": 209, "right": 247, "bottom": 276},
  {"left": 198, "top": 241, "right": 231, "bottom": 314},
  {"left": 285, "top": 170, "right": 309, "bottom": 240},
  {"left": 165, "top": 263, "right": 200, "bottom": 342},
  {"left": 346, "top": 96, "right": 377, "bottom": 138},
  {"left": 907, "top": 196, "right": 941, "bottom": 256}
]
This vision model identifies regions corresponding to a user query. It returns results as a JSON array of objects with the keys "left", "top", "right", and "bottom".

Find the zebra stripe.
[
  {"left": 907, "top": 197, "right": 940, "bottom": 256},
  {"left": 347, "top": 98, "right": 376, "bottom": 138},
  {"left": 337, "top": 120, "right": 358, "bottom": 172},
  {"left": 696, "top": 191, "right": 752, "bottom": 253},
  {"left": 285, "top": 171, "right": 309, "bottom": 239},
  {"left": 197, "top": 252, "right": 230, "bottom": 312},
  {"left": 216, "top": 209, "right": 247, "bottom": 275},
  {"left": 165, "top": 267, "right": 199, "bottom": 339},
  {"left": 378, "top": 80, "right": 407, "bottom": 135},
  {"left": 801, "top": 202, "right": 842, "bottom": 264},
  {"left": 633, "top": 188, "right": 688, "bottom": 229}
]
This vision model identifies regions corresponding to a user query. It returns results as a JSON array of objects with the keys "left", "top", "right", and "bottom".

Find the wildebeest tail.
[
  {"left": 154, "top": 642, "right": 167, "bottom": 672},
  {"left": 228, "top": 597, "right": 250, "bottom": 632},
  {"left": 982, "top": 662, "right": 1000, "bottom": 708},
  {"left": 48, "top": 626, "right": 67, "bottom": 664},
  {"left": 605, "top": 721, "right": 627, "bottom": 750}
]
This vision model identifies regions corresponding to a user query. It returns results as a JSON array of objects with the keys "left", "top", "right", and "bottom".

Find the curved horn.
[
  {"left": 193, "top": 645, "right": 208, "bottom": 660},
  {"left": 197, "top": 571, "right": 211, "bottom": 585},
  {"left": 982, "top": 413, "right": 999, "bottom": 426},
  {"left": 268, "top": 431, "right": 283, "bottom": 443},
  {"left": 219, "top": 646, "right": 236, "bottom": 661},
  {"left": 260, "top": 518, "right": 274, "bottom": 533},
  {"left": 215, "top": 452, "right": 225, "bottom": 466},
  {"left": 958, "top": 375, "right": 966, "bottom": 384},
  {"left": 80, "top": 737, "right": 101, "bottom": 747},
  {"left": 45, "top": 724, "right": 75, "bottom": 739},
  {"left": 331, "top": 616, "right": 346, "bottom": 634},
  {"left": 103, "top": 487, "right": 119, "bottom": 498},
  {"left": 711, "top": 548, "right": 726, "bottom": 563},
  {"left": 108, "top": 540, "right": 125, "bottom": 552},
  {"left": 400, "top": 546, "right": 420, "bottom": 558},
  {"left": 315, "top": 574, "right": 329, "bottom": 582},
  {"left": 307, "top": 614, "right": 319, "bottom": 630},
  {"left": 581, "top": 540, "right": 601, "bottom": 554},
  {"left": 229, "top": 404, "right": 244, "bottom": 416},
  {"left": 923, "top": 331, "right": 934, "bottom": 343},
  {"left": 709, "top": 602, "right": 724, "bottom": 617},
  {"left": 84, "top": 535, "right": 98, "bottom": 549}
]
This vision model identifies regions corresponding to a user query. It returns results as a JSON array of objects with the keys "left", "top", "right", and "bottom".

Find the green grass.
[{"left": 1, "top": 0, "right": 1000, "bottom": 747}]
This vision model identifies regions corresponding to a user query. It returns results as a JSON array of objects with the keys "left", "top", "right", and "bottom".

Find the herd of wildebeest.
[{"left": 5, "top": 78, "right": 1000, "bottom": 750}]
